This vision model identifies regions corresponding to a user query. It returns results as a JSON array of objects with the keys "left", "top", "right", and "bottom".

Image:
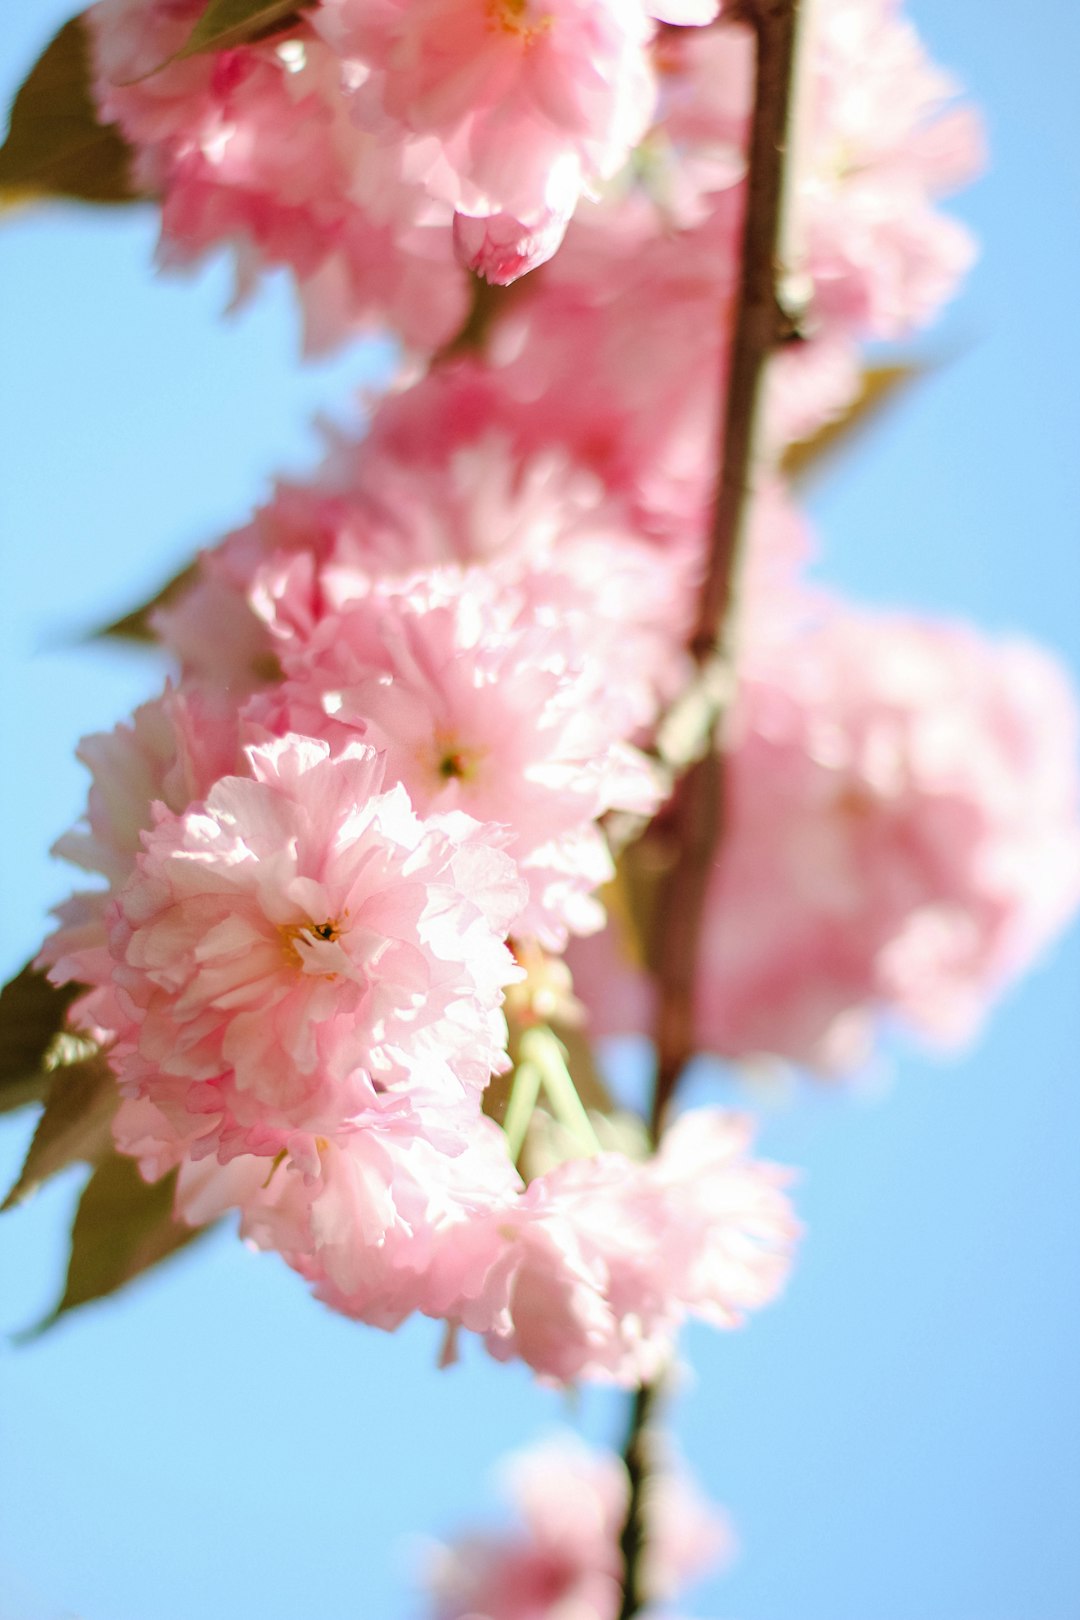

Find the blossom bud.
[{"left": 453, "top": 207, "right": 571, "bottom": 286}]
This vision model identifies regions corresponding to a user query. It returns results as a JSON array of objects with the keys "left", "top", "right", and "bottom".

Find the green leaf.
[
  {"left": 91, "top": 558, "right": 283, "bottom": 682},
  {"left": 0, "top": 965, "right": 79, "bottom": 1115},
  {"left": 25, "top": 1155, "right": 207, "bottom": 1336},
  {"left": 94, "top": 560, "right": 199, "bottom": 642},
  {"left": 780, "top": 363, "right": 924, "bottom": 487},
  {"left": 2, "top": 1054, "right": 117, "bottom": 1211},
  {"left": 177, "top": 0, "right": 311, "bottom": 57},
  {"left": 0, "top": 15, "right": 142, "bottom": 208}
]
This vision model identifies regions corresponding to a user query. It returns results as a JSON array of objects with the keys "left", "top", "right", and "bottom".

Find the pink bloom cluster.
[
  {"left": 36, "top": 0, "right": 1078, "bottom": 1387},
  {"left": 87, "top": 0, "right": 978, "bottom": 375},
  {"left": 40, "top": 431, "right": 797, "bottom": 1375},
  {"left": 447, "top": 1109, "right": 796, "bottom": 1383},
  {"left": 156, "top": 405, "right": 700, "bottom": 706},
  {"left": 425, "top": 1433, "right": 733, "bottom": 1620},
  {"left": 796, "top": 0, "right": 984, "bottom": 341},
  {"left": 109, "top": 737, "right": 522, "bottom": 1160},
  {"left": 570, "top": 603, "right": 1080, "bottom": 1074},
  {"left": 463, "top": 0, "right": 983, "bottom": 504},
  {"left": 89, "top": 0, "right": 471, "bottom": 352},
  {"left": 40, "top": 666, "right": 794, "bottom": 1368},
  {"left": 86, "top": 0, "right": 705, "bottom": 344}
]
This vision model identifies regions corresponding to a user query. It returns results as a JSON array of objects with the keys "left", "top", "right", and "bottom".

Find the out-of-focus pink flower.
[
  {"left": 796, "top": 0, "right": 985, "bottom": 340},
  {"left": 455, "top": 0, "right": 980, "bottom": 479},
  {"left": 447, "top": 1108, "right": 797, "bottom": 1384},
  {"left": 453, "top": 205, "right": 572, "bottom": 284},
  {"left": 321, "top": 416, "right": 701, "bottom": 728},
  {"left": 319, "top": 0, "right": 658, "bottom": 234},
  {"left": 425, "top": 1432, "right": 733, "bottom": 1620},
  {"left": 474, "top": 210, "right": 742, "bottom": 542},
  {"left": 106, "top": 735, "right": 524, "bottom": 1164},
  {"left": 88, "top": 0, "right": 470, "bottom": 351},
  {"left": 89, "top": 0, "right": 735, "bottom": 328},
  {"left": 570, "top": 607, "right": 1080, "bottom": 1074}
]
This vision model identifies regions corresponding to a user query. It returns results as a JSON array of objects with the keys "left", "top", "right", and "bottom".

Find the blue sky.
[{"left": 1, "top": 3, "right": 1079, "bottom": 1618}]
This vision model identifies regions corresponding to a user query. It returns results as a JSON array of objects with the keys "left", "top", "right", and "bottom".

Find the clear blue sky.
[{"left": 2, "top": 4, "right": 1079, "bottom": 1618}]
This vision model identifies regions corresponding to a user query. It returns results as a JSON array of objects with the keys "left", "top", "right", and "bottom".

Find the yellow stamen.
[
  {"left": 485, "top": 0, "right": 551, "bottom": 43},
  {"left": 280, "top": 918, "right": 342, "bottom": 963}
]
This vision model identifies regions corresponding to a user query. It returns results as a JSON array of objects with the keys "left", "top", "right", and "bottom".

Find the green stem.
[
  {"left": 502, "top": 1057, "right": 543, "bottom": 1165},
  {"left": 518, "top": 1026, "right": 603, "bottom": 1156}
]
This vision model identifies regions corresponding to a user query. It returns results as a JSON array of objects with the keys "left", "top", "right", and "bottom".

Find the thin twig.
[{"left": 616, "top": 7, "right": 803, "bottom": 1617}]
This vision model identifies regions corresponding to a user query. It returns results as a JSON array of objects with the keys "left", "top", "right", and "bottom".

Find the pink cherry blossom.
[
  {"left": 326, "top": 416, "right": 701, "bottom": 727},
  {"left": 452, "top": 204, "right": 572, "bottom": 284},
  {"left": 474, "top": 208, "right": 742, "bottom": 542},
  {"left": 425, "top": 1432, "right": 733, "bottom": 1620},
  {"left": 170, "top": 1107, "right": 524, "bottom": 1328},
  {"left": 447, "top": 1108, "right": 797, "bottom": 1384},
  {"left": 113, "top": 1084, "right": 524, "bottom": 1330},
  {"left": 156, "top": 406, "right": 698, "bottom": 733},
  {"left": 265, "top": 567, "right": 662, "bottom": 947},
  {"left": 106, "top": 735, "right": 525, "bottom": 1166},
  {"left": 37, "top": 684, "right": 241, "bottom": 1043},
  {"left": 318, "top": 0, "right": 658, "bottom": 233},
  {"left": 88, "top": 0, "right": 470, "bottom": 352},
  {"left": 570, "top": 607, "right": 1080, "bottom": 1074},
  {"left": 450, "top": 0, "right": 980, "bottom": 486},
  {"left": 796, "top": 0, "right": 985, "bottom": 340}
]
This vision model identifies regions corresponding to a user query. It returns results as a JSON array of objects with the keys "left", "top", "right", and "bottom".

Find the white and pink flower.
[
  {"left": 37, "top": 684, "right": 242, "bottom": 1043},
  {"left": 317, "top": 0, "right": 659, "bottom": 232},
  {"left": 571, "top": 606, "right": 1080, "bottom": 1074},
  {"left": 446, "top": 1108, "right": 798, "bottom": 1385},
  {"left": 265, "top": 567, "right": 662, "bottom": 947},
  {"left": 106, "top": 735, "right": 525, "bottom": 1164},
  {"left": 425, "top": 1432, "right": 733, "bottom": 1620}
]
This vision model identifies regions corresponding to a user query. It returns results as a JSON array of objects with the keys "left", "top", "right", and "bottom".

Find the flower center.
[
  {"left": 280, "top": 918, "right": 344, "bottom": 968},
  {"left": 438, "top": 751, "right": 470, "bottom": 780},
  {"left": 485, "top": 0, "right": 551, "bottom": 43},
  {"left": 835, "top": 783, "right": 877, "bottom": 821},
  {"left": 434, "top": 735, "right": 482, "bottom": 785}
]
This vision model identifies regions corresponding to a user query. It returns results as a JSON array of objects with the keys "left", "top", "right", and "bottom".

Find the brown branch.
[
  {"left": 431, "top": 271, "right": 529, "bottom": 366},
  {"left": 617, "top": 6, "right": 802, "bottom": 1618},
  {"left": 616, "top": 1381, "right": 662, "bottom": 1620},
  {"left": 654, "top": 0, "right": 803, "bottom": 1137},
  {"left": 691, "top": 0, "right": 805, "bottom": 663}
]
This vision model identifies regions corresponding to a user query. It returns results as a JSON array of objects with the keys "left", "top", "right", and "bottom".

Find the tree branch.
[
  {"left": 616, "top": 1381, "right": 661, "bottom": 1620},
  {"left": 654, "top": 0, "right": 803, "bottom": 1137},
  {"left": 617, "top": 7, "right": 802, "bottom": 1616}
]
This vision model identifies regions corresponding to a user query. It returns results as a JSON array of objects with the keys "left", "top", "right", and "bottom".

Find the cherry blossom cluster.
[
  {"left": 32, "top": 0, "right": 1080, "bottom": 1387},
  {"left": 423, "top": 1433, "right": 732, "bottom": 1619},
  {"left": 88, "top": 0, "right": 980, "bottom": 374},
  {"left": 38, "top": 449, "right": 797, "bottom": 1377},
  {"left": 570, "top": 602, "right": 1080, "bottom": 1073}
]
